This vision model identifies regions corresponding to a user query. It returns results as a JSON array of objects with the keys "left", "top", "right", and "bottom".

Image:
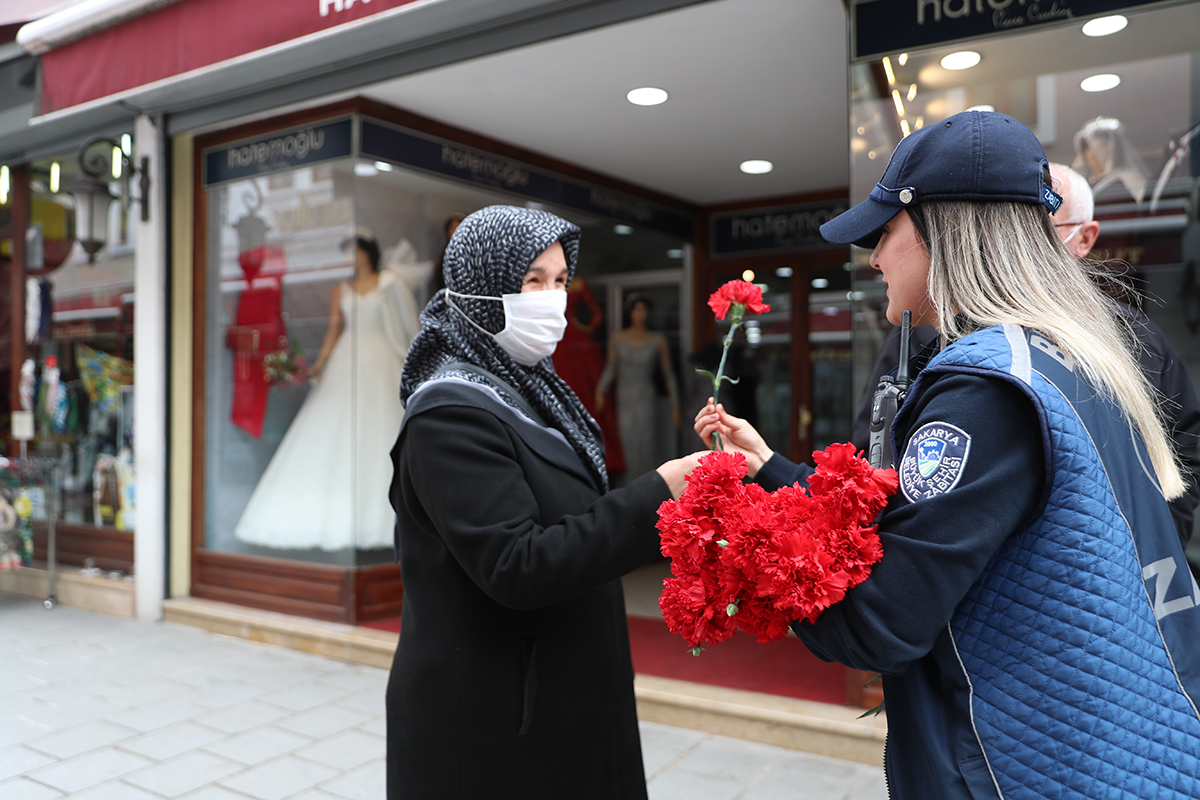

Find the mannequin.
[
  {"left": 234, "top": 229, "right": 421, "bottom": 551},
  {"left": 596, "top": 294, "right": 679, "bottom": 483},
  {"left": 552, "top": 276, "right": 625, "bottom": 474}
]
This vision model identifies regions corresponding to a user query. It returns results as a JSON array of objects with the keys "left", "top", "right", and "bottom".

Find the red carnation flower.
[
  {"left": 656, "top": 446, "right": 897, "bottom": 653},
  {"left": 707, "top": 280, "right": 771, "bottom": 321}
]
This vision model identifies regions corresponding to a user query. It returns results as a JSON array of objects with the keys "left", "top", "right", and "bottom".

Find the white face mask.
[{"left": 446, "top": 288, "right": 568, "bottom": 366}]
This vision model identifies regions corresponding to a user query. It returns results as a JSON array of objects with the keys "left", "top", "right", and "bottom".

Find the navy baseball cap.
[{"left": 820, "top": 110, "right": 1063, "bottom": 248}]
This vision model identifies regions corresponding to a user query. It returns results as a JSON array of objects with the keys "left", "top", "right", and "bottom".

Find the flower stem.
[{"left": 709, "top": 308, "right": 743, "bottom": 451}]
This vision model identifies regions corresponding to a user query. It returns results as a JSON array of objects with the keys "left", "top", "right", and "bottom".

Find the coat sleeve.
[
  {"left": 793, "top": 373, "right": 1045, "bottom": 674},
  {"left": 399, "top": 403, "right": 671, "bottom": 610},
  {"left": 1129, "top": 310, "right": 1200, "bottom": 545},
  {"left": 756, "top": 453, "right": 814, "bottom": 491}
]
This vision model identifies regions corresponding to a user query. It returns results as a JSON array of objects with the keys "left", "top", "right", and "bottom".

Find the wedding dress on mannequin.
[{"left": 234, "top": 240, "right": 425, "bottom": 551}]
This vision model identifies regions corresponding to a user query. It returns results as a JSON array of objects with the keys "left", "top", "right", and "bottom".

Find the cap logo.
[{"left": 1042, "top": 185, "right": 1063, "bottom": 213}]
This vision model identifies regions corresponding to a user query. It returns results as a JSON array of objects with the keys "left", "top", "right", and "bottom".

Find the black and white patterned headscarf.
[{"left": 400, "top": 205, "right": 607, "bottom": 492}]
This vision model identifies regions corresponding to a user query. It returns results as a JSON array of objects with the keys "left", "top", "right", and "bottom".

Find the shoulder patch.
[{"left": 900, "top": 422, "right": 972, "bottom": 503}]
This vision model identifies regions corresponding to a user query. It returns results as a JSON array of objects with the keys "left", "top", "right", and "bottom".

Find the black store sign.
[
  {"left": 710, "top": 200, "right": 849, "bottom": 257},
  {"left": 852, "top": 0, "right": 1171, "bottom": 60},
  {"left": 204, "top": 118, "right": 354, "bottom": 186},
  {"left": 360, "top": 118, "right": 694, "bottom": 240}
]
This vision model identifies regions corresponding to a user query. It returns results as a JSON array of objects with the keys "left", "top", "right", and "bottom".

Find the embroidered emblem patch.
[{"left": 900, "top": 422, "right": 972, "bottom": 503}]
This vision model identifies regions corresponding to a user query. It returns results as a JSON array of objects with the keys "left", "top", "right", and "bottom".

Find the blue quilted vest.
[{"left": 898, "top": 324, "right": 1200, "bottom": 799}]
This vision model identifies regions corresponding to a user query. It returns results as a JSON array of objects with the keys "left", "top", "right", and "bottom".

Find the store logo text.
[
  {"left": 226, "top": 128, "right": 326, "bottom": 171},
  {"left": 319, "top": 0, "right": 370, "bottom": 17},
  {"left": 917, "top": 0, "right": 1074, "bottom": 28}
]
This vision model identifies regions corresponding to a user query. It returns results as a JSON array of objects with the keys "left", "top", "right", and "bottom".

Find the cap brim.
[{"left": 819, "top": 197, "right": 902, "bottom": 249}]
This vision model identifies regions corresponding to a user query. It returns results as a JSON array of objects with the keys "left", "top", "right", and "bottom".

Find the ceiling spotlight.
[
  {"left": 626, "top": 87, "right": 668, "bottom": 106},
  {"left": 1080, "top": 73, "right": 1121, "bottom": 92},
  {"left": 776, "top": 266, "right": 794, "bottom": 278},
  {"left": 740, "top": 160, "right": 773, "bottom": 175},
  {"left": 940, "top": 51, "right": 981, "bottom": 70},
  {"left": 811, "top": 277, "right": 829, "bottom": 288},
  {"left": 1082, "top": 15, "right": 1127, "bottom": 36},
  {"left": 354, "top": 162, "right": 378, "bottom": 177},
  {"left": 613, "top": 224, "right": 634, "bottom": 235},
  {"left": 742, "top": 270, "right": 755, "bottom": 282},
  {"left": 374, "top": 161, "right": 393, "bottom": 172}
]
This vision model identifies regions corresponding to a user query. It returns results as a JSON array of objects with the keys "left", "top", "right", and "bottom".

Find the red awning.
[{"left": 38, "top": 0, "right": 421, "bottom": 114}]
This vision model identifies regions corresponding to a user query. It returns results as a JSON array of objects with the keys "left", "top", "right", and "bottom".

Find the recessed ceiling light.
[
  {"left": 742, "top": 270, "right": 756, "bottom": 281},
  {"left": 626, "top": 87, "right": 668, "bottom": 106},
  {"left": 1082, "top": 15, "right": 1127, "bottom": 36},
  {"left": 811, "top": 277, "right": 829, "bottom": 288},
  {"left": 374, "top": 161, "right": 393, "bottom": 172},
  {"left": 966, "top": 104, "right": 995, "bottom": 113},
  {"left": 354, "top": 163, "right": 378, "bottom": 177},
  {"left": 941, "top": 51, "right": 981, "bottom": 70},
  {"left": 613, "top": 224, "right": 634, "bottom": 235},
  {"left": 776, "top": 266, "right": 794, "bottom": 278},
  {"left": 740, "top": 160, "right": 773, "bottom": 175},
  {"left": 1080, "top": 73, "right": 1121, "bottom": 92}
]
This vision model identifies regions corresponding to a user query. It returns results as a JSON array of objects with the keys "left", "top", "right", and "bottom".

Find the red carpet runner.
[{"left": 362, "top": 614, "right": 846, "bottom": 705}]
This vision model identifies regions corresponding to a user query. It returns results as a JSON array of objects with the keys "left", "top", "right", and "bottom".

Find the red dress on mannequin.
[
  {"left": 227, "top": 245, "right": 287, "bottom": 438},
  {"left": 552, "top": 278, "right": 625, "bottom": 474}
]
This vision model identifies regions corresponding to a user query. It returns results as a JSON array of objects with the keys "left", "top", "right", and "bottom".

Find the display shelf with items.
[{"left": 0, "top": 457, "right": 62, "bottom": 608}]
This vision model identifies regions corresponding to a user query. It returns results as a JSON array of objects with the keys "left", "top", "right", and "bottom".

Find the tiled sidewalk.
[{"left": 0, "top": 593, "right": 885, "bottom": 799}]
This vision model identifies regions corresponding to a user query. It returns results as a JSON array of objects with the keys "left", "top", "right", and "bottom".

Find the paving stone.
[
  {"left": 26, "top": 747, "right": 153, "bottom": 793},
  {"left": 203, "top": 725, "right": 312, "bottom": 766},
  {"left": 315, "top": 758, "right": 386, "bottom": 800},
  {"left": 295, "top": 729, "right": 385, "bottom": 771},
  {"left": 119, "top": 721, "right": 228, "bottom": 760},
  {"left": 109, "top": 697, "right": 208, "bottom": 733},
  {"left": 0, "top": 745, "right": 57, "bottom": 782},
  {"left": 126, "top": 750, "right": 245, "bottom": 797},
  {"left": 0, "top": 776, "right": 65, "bottom": 799},
  {"left": 196, "top": 700, "right": 291, "bottom": 734},
  {"left": 23, "top": 719, "right": 139, "bottom": 759},
  {"left": 275, "top": 704, "right": 372, "bottom": 739},
  {"left": 219, "top": 755, "right": 339, "bottom": 800}
]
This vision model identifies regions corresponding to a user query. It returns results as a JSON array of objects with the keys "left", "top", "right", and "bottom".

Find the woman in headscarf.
[{"left": 387, "top": 205, "right": 703, "bottom": 799}]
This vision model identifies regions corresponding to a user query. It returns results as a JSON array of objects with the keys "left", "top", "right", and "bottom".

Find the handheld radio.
[{"left": 867, "top": 310, "right": 912, "bottom": 470}]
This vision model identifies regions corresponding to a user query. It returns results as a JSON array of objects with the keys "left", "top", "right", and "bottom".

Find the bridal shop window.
[{"left": 202, "top": 118, "right": 691, "bottom": 570}]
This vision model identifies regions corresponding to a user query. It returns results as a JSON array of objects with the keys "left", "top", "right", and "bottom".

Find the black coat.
[{"left": 387, "top": 379, "right": 668, "bottom": 799}]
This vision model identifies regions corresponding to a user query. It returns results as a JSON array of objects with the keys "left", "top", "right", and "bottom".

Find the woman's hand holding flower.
[{"left": 693, "top": 399, "right": 774, "bottom": 477}]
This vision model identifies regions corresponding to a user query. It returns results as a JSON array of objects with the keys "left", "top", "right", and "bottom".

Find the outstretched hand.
[
  {"left": 656, "top": 451, "right": 708, "bottom": 500},
  {"left": 692, "top": 398, "right": 774, "bottom": 477}
]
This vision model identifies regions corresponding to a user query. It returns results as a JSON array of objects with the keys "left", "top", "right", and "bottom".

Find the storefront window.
[
  {"left": 202, "top": 116, "right": 690, "bottom": 568},
  {"left": 26, "top": 148, "right": 136, "bottom": 532},
  {"left": 847, "top": 3, "right": 1200, "bottom": 545}
]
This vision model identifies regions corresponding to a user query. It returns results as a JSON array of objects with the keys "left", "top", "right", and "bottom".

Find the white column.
[{"left": 133, "top": 114, "right": 167, "bottom": 622}]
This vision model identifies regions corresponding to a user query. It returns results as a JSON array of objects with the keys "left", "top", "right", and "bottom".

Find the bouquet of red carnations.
[{"left": 656, "top": 445, "right": 897, "bottom": 654}]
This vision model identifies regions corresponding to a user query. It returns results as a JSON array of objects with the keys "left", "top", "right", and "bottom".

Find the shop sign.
[
  {"left": 852, "top": 0, "right": 1171, "bottom": 60},
  {"left": 203, "top": 118, "right": 354, "bottom": 187},
  {"left": 709, "top": 200, "right": 849, "bottom": 256},
  {"left": 360, "top": 118, "right": 695, "bottom": 240}
]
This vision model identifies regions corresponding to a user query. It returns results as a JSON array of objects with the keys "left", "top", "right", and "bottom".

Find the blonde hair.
[{"left": 908, "top": 199, "right": 1185, "bottom": 499}]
